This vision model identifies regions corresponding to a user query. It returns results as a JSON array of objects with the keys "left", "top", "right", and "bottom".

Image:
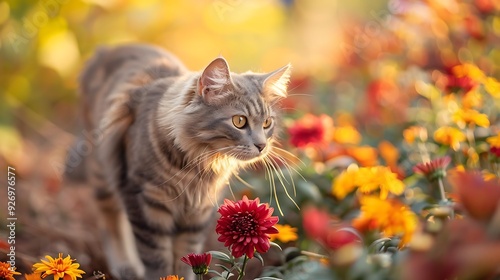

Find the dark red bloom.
[
  {"left": 288, "top": 114, "right": 332, "bottom": 148},
  {"left": 181, "top": 252, "right": 212, "bottom": 275},
  {"left": 490, "top": 146, "right": 500, "bottom": 157},
  {"left": 216, "top": 196, "right": 278, "bottom": 259},
  {"left": 413, "top": 156, "right": 452, "bottom": 181}
]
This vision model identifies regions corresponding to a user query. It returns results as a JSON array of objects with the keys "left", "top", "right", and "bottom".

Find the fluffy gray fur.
[{"left": 74, "top": 44, "right": 291, "bottom": 280}]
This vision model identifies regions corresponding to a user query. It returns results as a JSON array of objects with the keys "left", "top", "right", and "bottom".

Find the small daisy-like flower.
[
  {"left": 413, "top": 156, "right": 452, "bottom": 181},
  {"left": 216, "top": 196, "right": 279, "bottom": 259},
  {"left": 269, "top": 224, "right": 298, "bottom": 243},
  {"left": 181, "top": 253, "right": 211, "bottom": 275},
  {"left": 160, "top": 276, "right": 184, "bottom": 280},
  {"left": 433, "top": 126, "right": 466, "bottom": 151},
  {"left": 32, "top": 253, "right": 85, "bottom": 280},
  {"left": 0, "top": 262, "right": 21, "bottom": 280}
]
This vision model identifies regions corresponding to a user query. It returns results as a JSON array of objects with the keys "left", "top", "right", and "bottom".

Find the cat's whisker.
[
  {"left": 266, "top": 156, "right": 300, "bottom": 211},
  {"left": 268, "top": 150, "right": 298, "bottom": 197}
]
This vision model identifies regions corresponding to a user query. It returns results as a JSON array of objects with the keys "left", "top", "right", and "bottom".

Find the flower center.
[{"left": 231, "top": 211, "right": 258, "bottom": 236}]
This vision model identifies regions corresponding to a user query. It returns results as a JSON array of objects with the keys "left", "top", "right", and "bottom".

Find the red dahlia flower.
[
  {"left": 181, "top": 253, "right": 212, "bottom": 275},
  {"left": 216, "top": 196, "right": 279, "bottom": 259}
]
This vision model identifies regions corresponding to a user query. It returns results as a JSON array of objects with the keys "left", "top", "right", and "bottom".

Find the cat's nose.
[{"left": 254, "top": 143, "right": 266, "bottom": 153}]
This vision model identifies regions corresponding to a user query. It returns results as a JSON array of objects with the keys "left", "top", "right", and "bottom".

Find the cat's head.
[{"left": 176, "top": 57, "right": 291, "bottom": 165}]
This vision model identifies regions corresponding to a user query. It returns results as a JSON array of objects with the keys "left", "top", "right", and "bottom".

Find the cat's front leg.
[{"left": 173, "top": 232, "right": 207, "bottom": 280}]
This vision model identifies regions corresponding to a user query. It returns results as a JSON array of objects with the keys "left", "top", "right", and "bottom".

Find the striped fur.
[{"left": 75, "top": 44, "right": 291, "bottom": 280}]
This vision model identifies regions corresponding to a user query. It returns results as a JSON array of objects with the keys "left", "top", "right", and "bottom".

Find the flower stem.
[
  {"left": 437, "top": 177, "right": 447, "bottom": 203},
  {"left": 197, "top": 275, "right": 203, "bottom": 280},
  {"left": 237, "top": 256, "right": 249, "bottom": 280}
]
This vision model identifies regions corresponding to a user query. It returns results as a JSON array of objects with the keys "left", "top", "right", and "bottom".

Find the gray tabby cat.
[{"left": 76, "top": 44, "right": 290, "bottom": 280}]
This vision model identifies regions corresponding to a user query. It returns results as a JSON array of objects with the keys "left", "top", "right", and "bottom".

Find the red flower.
[
  {"left": 288, "top": 114, "right": 332, "bottom": 148},
  {"left": 413, "top": 156, "right": 452, "bottom": 181},
  {"left": 181, "top": 253, "right": 212, "bottom": 275},
  {"left": 449, "top": 171, "right": 500, "bottom": 221},
  {"left": 302, "top": 207, "right": 330, "bottom": 239},
  {"left": 302, "top": 207, "right": 360, "bottom": 250},
  {"left": 216, "top": 196, "right": 279, "bottom": 259}
]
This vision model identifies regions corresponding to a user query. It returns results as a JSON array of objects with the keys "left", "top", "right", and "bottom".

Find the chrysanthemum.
[
  {"left": 269, "top": 224, "right": 298, "bottom": 243},
  {"left": 181, "top": 253, "right": 211, "bottom": 275},
  {"left": 413, "top": 156, "right": 452, "bottom": 181},
  {"left": 433, "top": 126, "right": 466, "bottom": 151},
  {"left": 32, "top": 253, "right": 85, "bottom": 280},
  {"left": 0, "top": 262, "right": 21, "bottom": 280},
  {"left": 216, "top": 196, "right": 279, "bottom": 259},
  {"left": 160, "top": 276, "right": 184, "bottom": 280},
  {"left": 353, "top": 196, "right": 418, "bottom": 247}
]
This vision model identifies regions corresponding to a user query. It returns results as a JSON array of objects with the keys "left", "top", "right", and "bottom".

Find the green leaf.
[
  {"left": 209, "top": 277, "right": 226, "bottom": 280},
  {"left": 254, "top": 252, "right": 265, "bottom": 266},
  {"left": 214, "top": 264, "right": 232, "bottom": 273},
  {"left": 270, "top": 241, "right": 282, "bottom": 251},
  {"left": 209, "top": 251, "right": 233, "bottom": 264},
  {"left": 255, "top": 277, "right": 283, "bottom": 280}
]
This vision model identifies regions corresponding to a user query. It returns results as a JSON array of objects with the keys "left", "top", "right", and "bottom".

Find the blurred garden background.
[{"left": 1, "top": 0, "right": 500, "bottom": 279}]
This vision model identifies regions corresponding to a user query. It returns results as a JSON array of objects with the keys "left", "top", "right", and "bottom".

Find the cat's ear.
[
  {"left": 263, "top": 64, "right": 291, "bottom": 100},
  {"left": 197, "top": 57, "right": 233, "bottom": 104}
]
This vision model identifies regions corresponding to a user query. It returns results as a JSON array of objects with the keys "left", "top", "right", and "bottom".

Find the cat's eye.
[
  {"left": 263, "top": 117, "right": 273, "bottom": 129},
  {"left": 232, "top": 115, "right": 247, "bottom": 129}
]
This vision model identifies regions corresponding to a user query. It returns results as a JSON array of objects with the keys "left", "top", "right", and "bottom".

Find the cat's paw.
[{"left": 112, "top": 264, "right": 144, "bottom": 280}]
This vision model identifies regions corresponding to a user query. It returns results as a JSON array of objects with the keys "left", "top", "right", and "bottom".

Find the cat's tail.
[{"left": 63, "top": 47, "right": 112, "bottom": 184}]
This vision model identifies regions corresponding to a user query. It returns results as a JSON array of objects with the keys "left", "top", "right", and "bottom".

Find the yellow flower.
[
  {"left": 403, "top": 126, "right": 427, "bottom": 144},
  {"left": 333, "top": 125, "right": 362, "bottom": 145},
  {"left": 33, "top": 253, "right": 85, "bottom": 280},
  {"left": 332, "top": 165, "right": 405, "bottom": 200},
  {"left": 461, "top": 90, "right": 483, "bottom": 109},
  {"left": 269, "top": 224, "right": 298, "bottom": 243},
  {"left": 484, "top": 77, "right": 500, "bottom": 98},
  {"left": 452, "top": 108, "right": 490, "bottom": 128},
  {"left": 160, "top": 276, "right": 184, "bottom": 280},
  {"left": 433, "top": 126, "right": 466, "bottom": 151},
  {"left": 332, "top": 164, "right": 360, "bottom": 199},
  {"left": 357, "top": 166, "right": 405, "bottom": 200},
  {"left": 353, "top": 196, "right": 418, "bottom": 247},
  {"left": 0, "top": 262, "right": 21, "bottom": 280},
  {"left": 25, "top": 273, "right": 43, "bottom": 280},
  {"left": 487, "top": 132, "right": 500, "bottom": 148}
]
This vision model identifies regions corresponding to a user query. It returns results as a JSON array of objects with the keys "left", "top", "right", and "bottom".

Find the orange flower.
[
  {"left": 24, "top": 273, "right": 43, "bottom": 280},
  {"left": 484, "top": 77, "right": 500, "bottom": 98},
  {"left": 379, "top": 141, "right": 399, "bottom": 167},
  {"left": 269, "top": 224, "right": 298, "bottom": 243},
  {"left": 403, "top": 126, "right": 428, "bottom": 144},
  {"left": 32, "top": 253, "right": 85, "bottom": 280},
  {"left": 346, "top": 146, "right": 378, "bottom": 166},
  {"left": 433, "top": 126, "right": 466, "bottom": 151},
  {"left": 449, "top": 171, "right": 500, "bottom": 221},
  {"left": 487, "top": 132, "right": 500, "bottom": 157},
  {"left": 353, "top": 196, "right": 418, "bottom": 247},
  {"left": 160, "top": 276, "right": 184, "bottom": 280},
  {"left": 0, "top": 262, "right": 21, "bottom": 280}
]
